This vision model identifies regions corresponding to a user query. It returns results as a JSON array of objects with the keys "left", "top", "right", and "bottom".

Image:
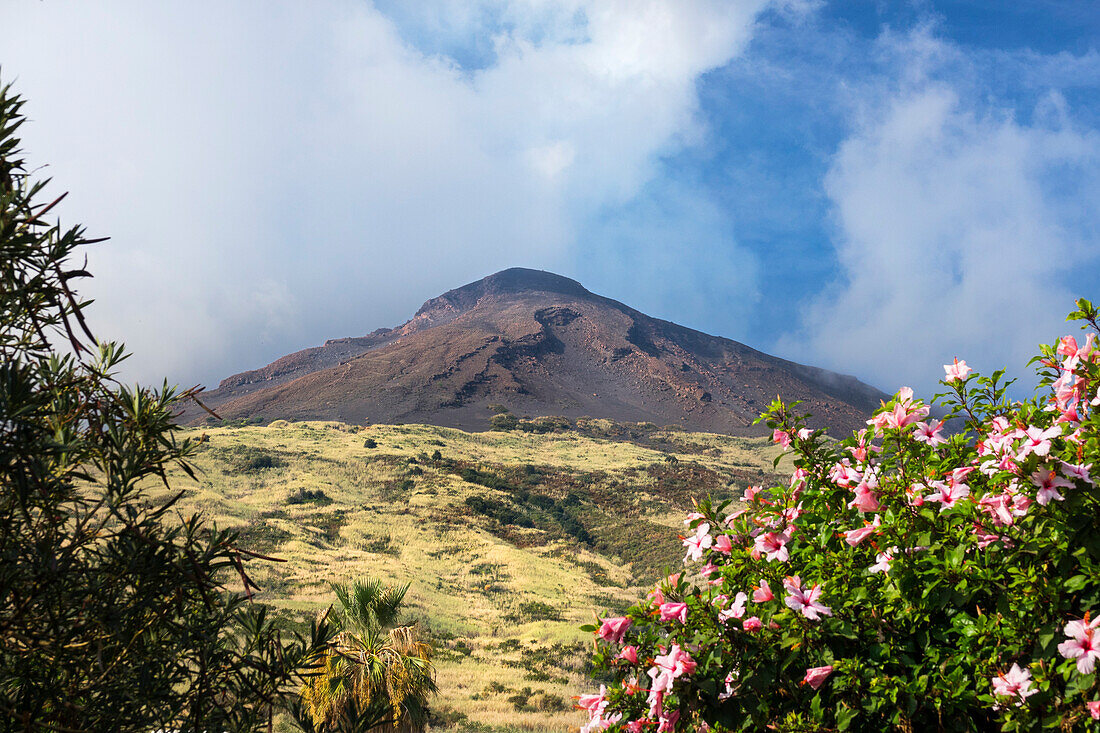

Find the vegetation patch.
[
  {"left": 572, "top": 418, "right": 659, "bottom": 444},
  {"left": 232, "top": 520, "right": 293, "bottom": 554},
  {"left": 358, "top": 533, "right": 401, "bottom": 556},
  {"left": 300, "top": 510, "right": 348, "bottom": 547},
  {"left": 502, "top": 600, "right": 562, "bottom": 623},
  {"left": 380, "top": 477, "right": 417, "bottom": 500},
  {"left": 207, "top": 444, "right": 287, "bottom": 473},
  {"left": 285, "top": 488, "right": 332, "bottom": 505},
  {"left": 641, "top": 460, "right": 731, "bottom": 504},
  {"left": 583, "top": 515, "right": 683, "bottom": 581},
  {"left": 469, "top": 562, "right": 508, "bottom": 579},
  {"left": 506, "top": 687, "right": 569, "bottom": 713},
  {"left": 203, "top": 416, "right": 266, "bottom": 428}
]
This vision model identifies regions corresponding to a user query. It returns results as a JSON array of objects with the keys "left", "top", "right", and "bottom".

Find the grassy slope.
[{"left": 154, "top": 420, "right": 785, "bottom": 732}]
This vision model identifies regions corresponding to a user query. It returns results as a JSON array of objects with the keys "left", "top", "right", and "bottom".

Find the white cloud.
[
  {"left": 582, "top": 173, "right": 761, "bottom": 339},
  {"left": 526, "top": 140, "right": 576, "bottom": 179},
  {"left": 0, "top": 0, "right": 771, "bottom": 386},
  {"left": 790, "top": 34, "right": 1100, "bottom": 396}
]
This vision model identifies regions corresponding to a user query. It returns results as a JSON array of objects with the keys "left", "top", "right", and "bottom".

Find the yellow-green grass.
[{"left": 151, "top": 421, "right": 786, "bottom": 731}]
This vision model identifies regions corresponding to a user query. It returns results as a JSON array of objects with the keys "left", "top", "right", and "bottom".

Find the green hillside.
[{"left": 154, "top": 419, "right": 785, "bottom": 731}]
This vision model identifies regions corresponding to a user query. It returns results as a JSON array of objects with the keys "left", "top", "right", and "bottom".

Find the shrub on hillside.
[
  {"left": 517, "top": 416, "right": 573, "bottom": 433},
  {"left": 490, "top": 412, "right": 520, "bottom": 431},
  {"left": 504, "top": 601, "right": 563, "bottom": 623},
  {"left": 210, "top": 445, "right": 286, "bottom": 473},
  {"left": 286, "top": 488, "right": 333, "bottom": 505},
  {"left": 578, "top": 301, "right": 1100, "bottom": 731}
]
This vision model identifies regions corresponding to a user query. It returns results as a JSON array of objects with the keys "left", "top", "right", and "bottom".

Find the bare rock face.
[{"left": 185, "top": 268, "right": 886, "bottom": 435}]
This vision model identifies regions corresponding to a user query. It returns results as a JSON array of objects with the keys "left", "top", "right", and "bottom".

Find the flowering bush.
[{"left": 578, "top": 301, "right": 1100, "bottom": 732}]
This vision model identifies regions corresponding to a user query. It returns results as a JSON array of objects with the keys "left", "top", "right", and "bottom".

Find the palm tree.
[{"left": 299, "top": 579, "right": 437, "bottom": 732}]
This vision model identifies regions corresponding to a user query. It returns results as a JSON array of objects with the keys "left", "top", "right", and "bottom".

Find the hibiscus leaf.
[
  {"left": 835, "top": 705, "right": 857, "bottom": 731},
  {"left": 1064, "top": 574, "right": 1089, "bottom": 592}
]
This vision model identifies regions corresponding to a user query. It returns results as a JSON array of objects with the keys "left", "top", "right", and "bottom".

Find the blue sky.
[{"left": 2, "top": 1, "right": 1098, "bottom": 400}]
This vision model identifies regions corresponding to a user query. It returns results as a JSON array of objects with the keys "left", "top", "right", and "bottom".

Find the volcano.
[{"left": 187, "top": 268, "right": 886, "bottom": 435}]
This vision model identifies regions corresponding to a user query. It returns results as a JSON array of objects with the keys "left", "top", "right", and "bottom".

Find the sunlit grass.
[{"left": 153, "top": 420, "right": 785, "bottom": 731}]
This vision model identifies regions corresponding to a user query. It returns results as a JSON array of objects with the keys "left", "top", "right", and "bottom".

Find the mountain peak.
[
  {"left": 466, "top": 267, "right": 590, "bottom": 296},
  {"left": 414, "top": 268, "right": 592, "bottom": 318},
  {"left": 192, "top": 268, "right": 887, "bottom": 435}
]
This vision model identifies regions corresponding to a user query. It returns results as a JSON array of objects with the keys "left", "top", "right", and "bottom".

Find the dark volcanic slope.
[{"left": 188, "top": 268, "right": 886, "bottom": 435}]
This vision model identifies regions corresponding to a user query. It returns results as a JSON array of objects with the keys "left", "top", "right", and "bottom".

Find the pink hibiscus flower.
[
  {"left": 1061, "top": 461, "right": 1095, "bottom": 485},
  {"left": 848, "top": 484, "right": 882, "bottom": 513},
  {"left": 654, "top": 644, "right": 697, "bottom": 678},
  {"left": 700, "top": 562, "right": 723, "bottom": 587},
  {"left": 753, "top": 531, "right": 791, "bottom": 562},
  {"left": 924, "top": 480, "right": 970, "bottom": 511},
  {"left": 656, "top": 710, "right": 680, "bottom": 733},
  {"left": 752, "top": 579, "right": 774, "bottom": 603},
  {"left": 978, "top": 493, "right": 1016, "bottom": 527},
  {"left": 844, "top": 515, "right": 881, "bottom": 546},
  {"left": 658, "top": 602, "right": 688, "bottom": 624},
  {"left": 1058, "top": 616, "right": 1100, "bottom": 674},
  {"left": 717, "top": 592, "right": 748, "bottom": 623},
  {"left": 597, "top": 616, "right": 632, "bottom": 644},
  {"left": 1031, "top": 467, "right": 1072, "bottom": 505},
  {"left": 682, "top": 523, "right": 713, "bottom": 562},
  {"left": 881, "top": 402, "right": 924, "bottom": 430},
  {"left": 718, "top": 670, "right": 739, "bottom": 701},
  {"left": 1058, "top": 335, "right": 1085, "bottom": 358},
  {"left": 577, "top": 685, "right": 610, "bottom": 732},
  {"left": 803, "top": 665, "right": 834, "bottom": 690},
  {"left": 869, "top": 548, "right": 894, "bottom": 574},
  {"left": 913, "top": 419, "right": 947, "bottom": 446},
  {"left": 783, "top": 576, "right": 832, "bottom": 621},
  {"left": 1017, "top": 425, "right": 1061, "bottom": 459},
  {"left": 830, "top": 459, "right": 862, "bottom": 487},
  {"left": 944, "top": 358, "right": 972, "bottom": 382},
  {"left": 991, "top": 663, "right": 1037, "bottom": 706}
]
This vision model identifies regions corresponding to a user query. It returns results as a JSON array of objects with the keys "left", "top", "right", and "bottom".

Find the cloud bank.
[
  {"left": 786, "top": 31, "right": 1100, "bottom": 396},
  {"left": 0, "top": 0, "right": 769, "bottom": 386}
]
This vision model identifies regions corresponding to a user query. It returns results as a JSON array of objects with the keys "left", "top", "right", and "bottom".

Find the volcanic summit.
[{"left": 188, "top": 268, "right": 886, "bottom": 435}]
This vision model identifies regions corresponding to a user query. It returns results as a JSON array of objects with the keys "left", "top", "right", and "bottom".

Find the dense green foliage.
[
  {"left": 0, "top": 79, "right": 333, "bottom": 731},
  {"left": 580, "top": 303, "right": 1100, "bottom": 731}
]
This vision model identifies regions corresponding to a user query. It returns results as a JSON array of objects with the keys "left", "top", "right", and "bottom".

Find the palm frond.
[{"left": 299, "top": 577, "right": 434, "bottom": 732}]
